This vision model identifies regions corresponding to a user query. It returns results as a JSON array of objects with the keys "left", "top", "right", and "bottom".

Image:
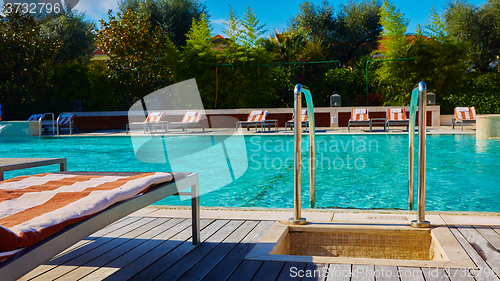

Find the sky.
[{"left": 72, "top": 0, "right": 488, "bottom": 36}]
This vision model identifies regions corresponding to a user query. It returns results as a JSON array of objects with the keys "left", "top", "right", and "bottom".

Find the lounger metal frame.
[{"left": 0, "top": 172, "right": 200, "bottom": 281}]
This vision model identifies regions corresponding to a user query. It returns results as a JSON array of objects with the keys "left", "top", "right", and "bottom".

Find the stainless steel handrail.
[
  {"left": 290, "top": 84, "right": 316, "bottom": 225},
  {"left": 38, "top": 113, "right": 55, "bottom": 137},
  {"left": 56, "top": 112, "right": 74, "bottom": 137},
  {"left": 410, "top": 82, "right": 431, "bottom": 228}
]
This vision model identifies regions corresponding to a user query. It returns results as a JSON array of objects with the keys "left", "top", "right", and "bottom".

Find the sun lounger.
[
  {"left": 285, "top": 109, "right": 309, "bottom": 131},
  {"left": 452, "top": 107, "right": 476, "bottom": 131},
  {"left": 168, "top": 111, "right": 205, "bottom": 133},
  {"left": 348, "top": 108, "right": 371, "bottom": 132},
  {"left": 128, "top": 112, "right": 167, "bottom": 134},
  {"left": 56, "top": 113, "right": 77, "bottom": 135},
  {"left": 386, "top": 108, "right": 409, "bottom": 131},
  {"left": 236, "top": 110, "right": 268, "bottom": 132},
  {"left": 0, "top": 171, "right": 200, "bottom": 281}
]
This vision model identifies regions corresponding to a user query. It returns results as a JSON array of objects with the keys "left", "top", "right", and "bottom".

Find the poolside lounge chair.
[
  {"left": 56, "top": 113, "right": 77, "bottom": 134},
  {"left": 386, "top": 108, "right": 409, "bottom": 131},
  {"left": 452, "top": 107, "right": 476, "bottom": 131},
  {"left": 27, "top": 114, "right": 44, "bottom": 122},
  {"left": 285, "top": 109, "right": 309, "bottom": 131},
  {"left": 128, "top": 112, "right": 167, "bottom": 133},
  {"left": 168, "top": 111, "right": 205, "bottom": 133},
  {"left": 236, "top": 110, "right": 268, "bottom": 132},
  {"left": 0, "top": 171, "right": 200, "bottom": 281},
  {"left": 348, "top": 108, "right": 371, "bottom": 132}
]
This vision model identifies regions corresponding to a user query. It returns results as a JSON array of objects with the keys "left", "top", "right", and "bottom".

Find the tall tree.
[
  {"left": 376, "top": 0, "right": 413, "bottom": 105},
  {"left": 118, "top": 0, "right": 209, "bottom": 47},
  {"left": 444, "top": 0, "right": 500, "bottom": 73},
  {"left": 239, "top": 5, "right": 267, "bottom": 49},
  {"left": 39, "top": 10, "right": 96, "bottom": 63},
  {"left": 222, "top": 5, "right": 241, "bottom": 41}
]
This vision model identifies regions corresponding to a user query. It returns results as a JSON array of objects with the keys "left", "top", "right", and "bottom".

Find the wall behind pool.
[
  {"left": 68, "top": 106, "right": 441, "bottom": 131},
  {"left": 0, "top": 121, "right": 38, "bottom": 136}
]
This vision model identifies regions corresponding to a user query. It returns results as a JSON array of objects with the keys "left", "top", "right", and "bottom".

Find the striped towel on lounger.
[{"left": 0, "top": 172, "right": 173, "bottom": 260}]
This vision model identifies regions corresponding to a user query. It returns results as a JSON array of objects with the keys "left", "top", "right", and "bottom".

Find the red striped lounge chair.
[
  {"left": 285, "top": 109, "right": 309, "bottom": 131},
  {"left": 452, "top": 107, "right": 476, "bottom": 131},
  {"left": 386, "top": 108, "right": 409, "bottom": 131},
  {"left": 236, "top": 110, "right": 268, "bottom": 132},
  {"left": 56, "top": 113, "right": 77, "bottom": 134},
  {"left": 348, "top": 108, "right": 371, "bottom": 132},
  {"left": 27, "top": 114, "right": 44, "bottom": 122},
  {"left": 168, "top": 111, "right": 205, "bottom": 133},
  {"left": 0, "top": 171, "right": 200, "bottom": 280}
]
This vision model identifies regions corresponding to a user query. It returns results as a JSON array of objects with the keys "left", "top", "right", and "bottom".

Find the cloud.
[
  {"left": 73, "top": 0, "right": 119, "bottom": 23},
  {"left": 212, "top": 18, "right": 226, "bottom": 26}
]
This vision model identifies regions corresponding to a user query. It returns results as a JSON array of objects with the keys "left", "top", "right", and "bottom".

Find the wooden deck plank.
[
  {"left": 178, "top": 220, "right": 259, "bottom": 281},
  {"left": 450, "top": 227, "right": 490, "bottom": 269},
  {"left": 152, "top": 220, "right": 246, "bottom": 280},
  {"left": 374, "top": 265, "right": 399, "bottom": 281},
  {"left": 127, "top": 219, "right": 229, "bottom": 281},
  {"left": 446, "top": 268, "right": 475, "bottom": 281},
  {"left": 227, "top": 260, "right": 263, "bottom": 281},
  {"left": 475, "top": 227, "right": 500, "bottom": 254},
  {"left": 100, "top": 218, "right": 215, "bottom": 281},
  {"left": 23, "top": 217, "right": 155, "bottom": 281},
  {"left": 19, "top": 216, "right": 143, "bottom": 281},
  {"left": 250, "top": 261, "right": 285, "bottom": 281},
  {"left": 78, "top": 218, "right": 189, "bottom": 281},
  {"left": 201, "top": 220, "right": 275, "bottom": 281},
  {"left": 301, "top": 263, "right": 328, "bottom": 281},
  {"left": 28, "top": 217, "right": 158, "bottom": 281},
  {"left": 276, "top": 262, "right": 307, "bottom": 281},
  {"left": 352, "top": 264, "right": 375, "bottom": 281},
  {"left": 56, "top": 218, "right": 172, "bottom": 280},
  {"left": 422, "top": 268, "right": 450, "bottom": 281},
  {"left": 457, "top": 226, "right": 500, "bottom": 279},
  {"left": 398, "top": 267, "right": 424, "bottom": 281},
  {"left": 326, "top": 264, "right": 351, "bottom": 281}
]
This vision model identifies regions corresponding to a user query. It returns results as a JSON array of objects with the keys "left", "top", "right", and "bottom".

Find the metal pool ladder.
[
  {"left": 290, "top": 84, "right": 316, "bottom": 225},
  {"left": 408, "top": 82, "right": 431, "bottom": 228}
]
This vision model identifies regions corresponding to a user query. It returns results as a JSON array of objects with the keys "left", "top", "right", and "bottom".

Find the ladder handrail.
[
  {"left": 56, "top": 112, "right": 74, "bottom": 137},
  {"left": 38, "top": 113, "right": 55, "bottom": 137}
]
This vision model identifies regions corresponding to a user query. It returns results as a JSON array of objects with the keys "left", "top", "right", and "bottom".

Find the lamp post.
[{"left": 365, "top": 58, "right": 417, "bottom": 106}]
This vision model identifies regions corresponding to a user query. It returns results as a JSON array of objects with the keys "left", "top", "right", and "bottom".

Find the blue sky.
[{"left": 73, "top": 0, "right": 487, "bottom": 36}]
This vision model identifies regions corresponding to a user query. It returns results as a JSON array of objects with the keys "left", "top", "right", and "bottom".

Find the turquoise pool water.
[{"left": 1, "top": 134, "right": 499, "bottom": 212}]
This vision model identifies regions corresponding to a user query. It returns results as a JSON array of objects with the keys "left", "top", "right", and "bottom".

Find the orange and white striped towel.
[
  {"left": 181, "top": 112, "right": 201, "bottom": 123},
  {"left": 0, "top": 172, "right": 173, "bottom": 260},
  {"left": 350, "top": 109, "right": 369, "bottom": 121},
  {"left": 289, "top": 110, "right": 308, "bottom": 122},
  {"left": 246, "top": 110, "right": 267, "bottom": 122},
  {"left": 144, "top": 112, "right": 165, "bottom": 123},
  {"left": 387, "top": 108, "right": 407, "bottom": 121},
  {"left": 454, "top": 107, "right": 476, "bottom": 120}
]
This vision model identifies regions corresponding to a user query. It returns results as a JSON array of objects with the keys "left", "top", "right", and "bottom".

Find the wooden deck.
[{"left": 17, "top": 210, "right": 500, "bottom": 281}]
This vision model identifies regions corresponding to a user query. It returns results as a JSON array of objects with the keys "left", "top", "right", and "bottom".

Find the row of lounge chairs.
[
  {"left": 348, "top": 107, "right": 476, "bottom": 132},
  {"left": 128, "top": 111, "right": 205, "bottom": 134},
  {"left": 28, "top": 113, "right": 77, "bottom": 134}
]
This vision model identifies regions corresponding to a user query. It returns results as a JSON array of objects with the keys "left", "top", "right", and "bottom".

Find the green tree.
[
  {"left": 222, "top": 5, "right": 242, "bottom": 41},
  {"left": 444, "top": 0, "right": 500, "bottom": 73},
  {"left": 240, "top": 5, "right": 268, "bottom": 49},
  {"left": 375, "top": 0, "right": 413, "bottom": 105},
  {"left": 96, "top": 9, "right": 173, "bottom": 109},
  {"left": 331, "top": 0, "right": 382, "bottom": 66},
  {"left": 0, "top": 10, "right": 62, "bottom": 119},
  {"left": 264, "top": 28, "right": 325, "bottom": 62},
  {"left": 39, "top": 10, "right": 96, "bottom": 63},
  {"left": 118, "top": 0, "right": 209, "bottom": 47}
]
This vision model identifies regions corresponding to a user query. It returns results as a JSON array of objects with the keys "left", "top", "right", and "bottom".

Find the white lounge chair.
[
  {"left": 348, "top": 108, "right": 371, "bottom": 132},
  {"left": 236, "top": 110, "right": 268, "bottom": 132},
  {"left": 386, "top": 108, "right": 409, "bottom": 131},
  {"left": 452, "top": 107, "right": 476, "bottom": 131},
  {"left": 285, "top": 109, "right": 309, "bottom": 131},
  {"left": 168, "top": 111, "right": 205, "bottom": 133}
]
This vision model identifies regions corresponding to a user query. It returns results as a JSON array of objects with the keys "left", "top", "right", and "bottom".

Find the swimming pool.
[{"left": 1, "top": 134, "right": 499, "bottom": 212}]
